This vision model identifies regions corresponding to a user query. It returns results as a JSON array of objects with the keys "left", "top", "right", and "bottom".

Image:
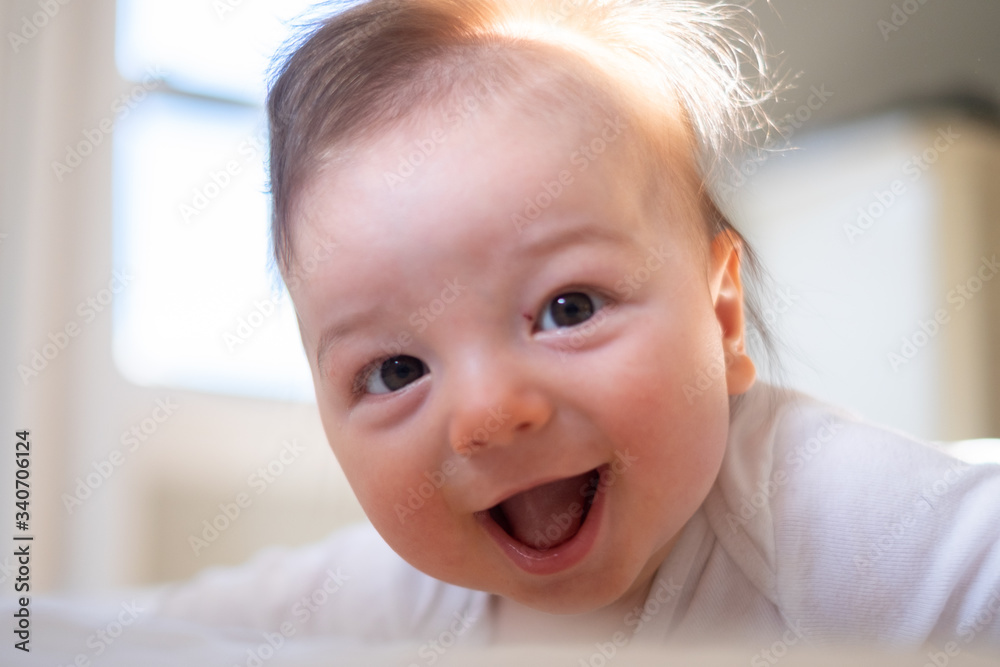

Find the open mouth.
[{"left": 486, "top": 468, "right": 601, "bottom": 551}]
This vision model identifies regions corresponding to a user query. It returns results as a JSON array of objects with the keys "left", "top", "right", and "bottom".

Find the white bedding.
[{"left": 3, "top": 596, "right": 1000, "bottom": 667}]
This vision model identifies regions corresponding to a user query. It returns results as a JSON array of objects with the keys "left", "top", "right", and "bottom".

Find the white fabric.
[
  {"left": 6, "top": 597, "right": 999, "bottom": 667},
  {"left": 151, "top": 384, "right": 1000, "bottom": 650}
]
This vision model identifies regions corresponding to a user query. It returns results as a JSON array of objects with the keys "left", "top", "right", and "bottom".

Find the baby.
[{"left": 156, "top": 0, "right": 1000, "bottom": 653}]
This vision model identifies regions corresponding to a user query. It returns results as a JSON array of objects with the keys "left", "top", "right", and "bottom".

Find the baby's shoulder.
[
  {"left": 764, "top": 389, "right": 984, "bottom": 528},
  {"left": 715, "top": 384, "right": 1000, "bottom": 644}
]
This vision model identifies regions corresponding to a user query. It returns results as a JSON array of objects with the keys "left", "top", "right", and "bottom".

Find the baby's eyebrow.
[
  {"left": 520, "top": 220, "right": 633, "bottom": 258},
  {"left": 315, "top": 308, "right": 379, "bottom": 373}
]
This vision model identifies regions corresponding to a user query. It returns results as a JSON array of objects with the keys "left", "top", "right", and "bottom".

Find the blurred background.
[{"left": 0, "top": 0, "right": 997, "bottom": 594}]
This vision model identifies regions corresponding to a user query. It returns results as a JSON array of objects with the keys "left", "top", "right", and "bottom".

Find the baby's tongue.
[{"left": 499, "top": 472, "right": 592, "bottom": 550}]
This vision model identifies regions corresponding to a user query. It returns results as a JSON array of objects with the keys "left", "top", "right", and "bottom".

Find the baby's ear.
[{"left": 709, "top": 230, "right": 756, "bottom": 396}]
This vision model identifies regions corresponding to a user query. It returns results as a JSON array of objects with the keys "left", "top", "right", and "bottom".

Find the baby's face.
[{"left": 288, "top": 101, "right": 747, "bottom": 614}]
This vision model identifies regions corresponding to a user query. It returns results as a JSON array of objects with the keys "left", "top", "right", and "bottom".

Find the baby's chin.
[
  {"left": 488, "top": 534, "right": 681, "bottom": 617},
  {"left": 489, "top": 557, "right": 657, "bottom": 617},
  {"left": 386, "top": 532, "right": 638, "bottom": 615}
]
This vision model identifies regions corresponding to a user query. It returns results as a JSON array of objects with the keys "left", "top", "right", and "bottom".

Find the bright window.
[{"left": 113, "top": 0, "right": 318, "bottom": 401}]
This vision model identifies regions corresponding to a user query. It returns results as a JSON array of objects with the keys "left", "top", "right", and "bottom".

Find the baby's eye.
[
  {"left": 538, "top": 291, "right": 605, "bottom": 331},
  {"left": 361, "top": 355, "right": 428, "bottom": 395}
]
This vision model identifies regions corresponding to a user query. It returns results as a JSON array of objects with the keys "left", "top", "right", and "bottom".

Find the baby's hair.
[{"left": 268, "top": 0, "right": 784, "bottom": 382}]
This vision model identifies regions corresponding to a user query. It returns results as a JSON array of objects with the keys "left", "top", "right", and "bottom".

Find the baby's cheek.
[
  {"left": 369, "top": 487, "right": 476, "bottom": 582},
  {"left": 601, "top": 332, "right": 717, "bottom": 429},
  {"left": 351, "top": 456, "right": 451, "bottom": 538},
  {"left": 602, "top": 325, "right": 728, "bottom": 475}
]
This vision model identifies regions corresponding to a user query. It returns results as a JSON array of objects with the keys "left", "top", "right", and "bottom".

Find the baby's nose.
[{"left": 446, "top": 357, "right": 553, "bottom": 456}]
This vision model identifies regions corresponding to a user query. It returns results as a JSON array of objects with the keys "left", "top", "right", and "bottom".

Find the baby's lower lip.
[{"left": 475, "top": 465, "right": 608, "bottom": 576}]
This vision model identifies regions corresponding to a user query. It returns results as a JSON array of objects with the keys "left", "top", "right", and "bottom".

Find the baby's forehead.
[
  {"left": 293, "top": 107, "right": 703, "bottom": 278},
  {"left": 284, "top": 49, "right": 708, "bottom": 278}
]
